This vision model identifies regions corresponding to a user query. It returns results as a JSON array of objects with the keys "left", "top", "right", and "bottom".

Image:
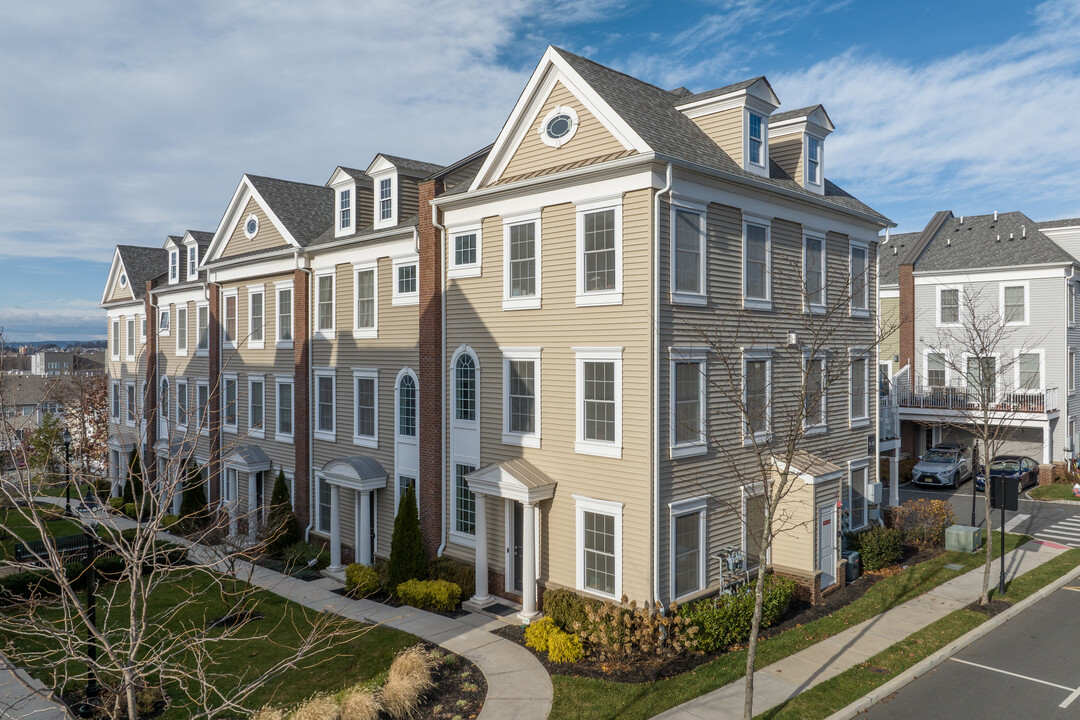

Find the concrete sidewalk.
[
  {"left": 652, "top": 539, "right": 1069, "bottom": 720},
  {"left": 0, "top": 655, "right": 70, "bottom": 719}
]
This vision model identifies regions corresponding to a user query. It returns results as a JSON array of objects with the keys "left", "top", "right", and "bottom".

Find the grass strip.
[
  {"left": 1028, "top": 484, "right": 1080, "bottom": 502},
  {"left": 549, "top": 531, "right": 1028, "bottom": 720}
]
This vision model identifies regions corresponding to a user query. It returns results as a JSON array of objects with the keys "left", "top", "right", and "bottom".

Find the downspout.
[
  {"left": 874, "top": 232, "right": 882, "bottom": 515},
  {"left": 653, "top": 163, "right": 673, "bottom": 608},
  {"left": 295, "top": 248, "right": 315, "bottom": 541},
  {"left": 432, "top": 210, "right": 449, "bottom": 557},
  {"left": 1067, "top": 267, "right": 1076, "bottom": 461}
]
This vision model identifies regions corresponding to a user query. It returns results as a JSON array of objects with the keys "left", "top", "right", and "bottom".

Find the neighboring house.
[
  {"left": 101, "top": 46, "right": 890, "bottom": 619},
  {"left": 880, "top": 210, "right": 1079, "bottom": 470}
]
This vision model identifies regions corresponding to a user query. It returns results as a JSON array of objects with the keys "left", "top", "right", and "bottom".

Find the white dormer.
[
  {"left": 675, "top": 77, "right": 780, "bottom": 178},
  {"left": 167, "top": 246, "right": 179, "bottom": 284},
  {"left": 183, "top": 233, "right": 200, "bottom": 281},
  {"left": 367, "top": 155, "right": 399, "bottom": 230},
  {"left": 767, "top": 105, "right": 834, "bottom": 195},
  {"left": 327, "top": 167, "right": 359, "bottom": 238}
]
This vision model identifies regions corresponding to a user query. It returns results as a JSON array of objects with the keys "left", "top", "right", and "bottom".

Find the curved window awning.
[
  {"left": 224, "top": 444, "right": 272, "bottom": 473},
  {"left": 321, "top": 456, "right": 388, "bottom": 493},
  {"left": 774, "top": 450, "right": 844, "bottom": 485},
  {"left": 107, "top": 432, "right": 137, "bottom": 452},
  {"left": 465, "top": 457, "right": 557, "bottom": 504}
]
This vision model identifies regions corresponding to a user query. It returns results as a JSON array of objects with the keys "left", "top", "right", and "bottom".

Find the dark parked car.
[
  {"left": 911, "top": 444, "right": 974, "bottom": 488},
  {"left": 974, "top": 455, "right": 1040, "bottom": 492}
]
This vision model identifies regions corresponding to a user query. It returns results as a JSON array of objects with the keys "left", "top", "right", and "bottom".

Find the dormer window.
[
  {"left": 186, "top": 244, "right": 198, "bottom": 280},
  {"left": 806, "top": 137, "right": 821, "bottom": 185},
  {"left": 378, "top": 178, "right": 392, "bottom": 222},
  {"left": 168, "top": 250, "right": 178, "bottom": 282},
  {"left": 748, "top": 113, "right": 765, "bottom": 166},
  {"left": 339, "top": 188, "right": 352, "bottom": 231}
]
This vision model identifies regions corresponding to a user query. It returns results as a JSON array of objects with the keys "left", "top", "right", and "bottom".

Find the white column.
[
  {"left": 1044, "top": 422, "right": 1053, "bottom": 465},
  {"left": 111, "top": 451, "right": 122, "bottom": 498},
  {"left": 471, "top": 492, "right": 491, "bottom": 605},
  {"left": 247, "top": 472, "right": 258, "bottom": 539},
  {"left": 173, "top": 477, "right": 183, "bottom": 516},
  {"left": 358, "top": 490, "right": 372, "bottom": 566},
  {"left": 518, "top": 500, "right": 539, "bottom": 623},
  {"left": 889, "top": 452, "right": 900, "bottom": 507},
  {"left": 329, "top": 483, "right": 343, "bottom": 570},
  {"left": 227, "top": 473, "right": 238, "bottom": 537}
]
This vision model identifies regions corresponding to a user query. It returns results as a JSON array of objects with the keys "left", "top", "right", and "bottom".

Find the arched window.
[
  {"left": 455, "top": 353, "right": 476, "bottom": 421},
  {"left": 398, "top": 373, "right": 417, "bottom": 437}
]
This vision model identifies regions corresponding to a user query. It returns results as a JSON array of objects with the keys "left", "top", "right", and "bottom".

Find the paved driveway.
[{"left": 860, "top": 585, "right": 1080, "bottom": 719}]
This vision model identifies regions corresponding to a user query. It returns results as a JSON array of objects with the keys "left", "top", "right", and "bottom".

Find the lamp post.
[
  {"left": 62, "top": 428, "right": 73, "bottom": 517},
  {"left": 74, "top": 516, "right": 100, "bottom": 718}
]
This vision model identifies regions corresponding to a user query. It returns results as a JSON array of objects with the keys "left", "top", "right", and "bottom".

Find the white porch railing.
[{"left": 897, "top": 377, "right": 1058, "bottom": 414}]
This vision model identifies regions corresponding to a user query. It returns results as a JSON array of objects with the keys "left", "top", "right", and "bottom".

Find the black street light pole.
[
  {"left": 75, "top": 517, "right": 100, "bottom": 718},
  {"left": 999, "top": 481, "right": 1007, "bottom": 595},
  {"left": 62, "top": 428, "right": 73, "bottom": 517},
  {"left": 971, "top": 442, "right": 978, "bottom": 528}
]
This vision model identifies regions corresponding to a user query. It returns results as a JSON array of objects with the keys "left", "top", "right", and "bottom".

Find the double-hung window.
[
  {"left": 248, "top": 286, "right": 264, "bottom": 347},
  {"left": 276, "top": 378, "right": 294, "bottom": 441},
  {"left": 503, "top": 214, "right": 541, "bottom": 310},
  {"left": 314, "top": 369, "right": 336, "bottom": 441},
  {"left": 849, "top": 242, "right": 869, "bottom": 316},
  {"left": 843, "top": 462, "right": 869, "bottom": 531},
  {"left": 353, "top": 369, "right": 378, "bottom": 447},
  {"left": 670, "top": 498, "right": 707, "bottom": 600},
  {"left": 111, "top": 382, "right": 121, "bottom": 420},
  {"left": 803, "top": 234, "right": 825, "bottom": 311},
  {"left": 1017, "top": 352, "right": 1041, "bottom": 391},
  {"left": 455, "top": 353, "right": 477, "bottom": 423},
  {"left": 317, "top": 477, "right": 331, "bottom": 534},
  {"left": 850, "top": 354, "right": 870, "bottom": 425},
  {"left": 449, "top": 225, "right": 481, "bottom": 278},
  {"left": 126, "top": 319, "right": 135, "bottom": 360},
  {"left": 169, "top": 250, "right": 178, "bottom": 282},
  {"left": 187, "top": 244, "right": 198, "bottom": 280},
  {"left": 926, "top": 352, "right": 947, "bottom": 387},
  {"left": 672, "top": 206, "right": 705, "bottom": 303},
  {"left": 743, "top": 220, "right": 771, "bottom": 309},
  {"left": 159, "top": 378, "right": 170, "bottom": 426},
  {"left": 111, "top": 320, "right": 120, "bottom": 360},
  {"left": 222, "top": 291, "right": 238, "bottom": 347},
  {"left": 806, "top": 136, "right": 821, "bottom": 185},
  {"left": 125, "top": 382, "right": 136, "bottom": 424},
  {"left": 671, "top": 350, "right": 707, "bottom": 456},
  {"left": 176, "top": 379, "right": 188, "bottom": 428},
  {"left": 196, "top": 304, "right": 209, "bottom": 354},
  {"left": 159, "top": 309, "right": 170, "bottom": 335},
  {"left": 747, "top": 112, "right": 764, "bottom": 166},
  {"left": 397, "top": 373, "right": 417, "bottom": 438},
  {"left": 175, "top": 306, "right": 187, "bottom": 354},
  {"left": 502, "top": 348, "right": 540, "bottom": 447},
  {"left": 249, "top": 377, "right": 264, "bottom": 437},
  {"left": 276, "top": 282, "right": 293, "bottom": 346},
  {"left": 392, "top": 261, "right": 418, "bottom": 306},
  {"left": 743, "top": 350, "right": 771, "bottom": 442},
  {"left": 577, "top": 202, "right": 622, "bottom": 305},
  {"left": 223, "top": 376, "right": 238, "bottom": 431},
  {"left": 315, "top": 273, "right": 334, "bottom": 336},
  {"left": 338, "top": 188, "right": 351, "bottom": 231},
  {"left": 1072, "top": 351, "right": 1077, "bottom": 394},
  {"left": 576, "top": 496, "right": 623, "bottom": 599},
  {"left": 196, "top": 382, "right": 209, "bottom": 433},
  {"left": 575, "top": 348, "right": 622, "bottom": 457},
  {"left": 804, "top": 353, "right": 826, "bottom": 431},
  {"left": 354, "top": 265, "right": 377, "bottom": 337},
  {"left": 938, "top": 288, "right": 960, "bottom": 325},
  {"left": 378, "top": 177, "right": 392, "bottom": 222},
  {"left": 966, "top": 356, "right": 997, "bottom": 404},
  {"left": 454, "top": 463, "right": 476, "bottom": 537},
  {"left": 1001, "top": 283, "right": 1027, "bottom": 325}
]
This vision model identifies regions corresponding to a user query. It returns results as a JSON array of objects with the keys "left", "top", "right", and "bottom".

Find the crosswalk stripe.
[
  {"left": 1004, "top": 513, "right": 1031, "bottom": 531},
  {"left": 1035, "top": 532, "right": 1080, "bottom": 544},
  {"left": 1036, "top": 527, "right": 1080, "bottom": 536},
  {"left": 1051, "top": 518, "right": 1080, "bottom": 526}
]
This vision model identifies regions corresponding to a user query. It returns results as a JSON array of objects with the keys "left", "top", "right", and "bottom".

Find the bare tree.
[
  {"left": 896, "top": 285, "right": 1047, "bottom": 605},
  {"left": 677, "top": 241, "right": 893, "bottom": 720},
  {"left": 0, "top": 338, "right": 365, "bottom": 719}
]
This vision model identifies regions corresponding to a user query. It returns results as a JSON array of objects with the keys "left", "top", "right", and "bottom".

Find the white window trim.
[
  {"left": 314, "top": 474, "right": 332, "bottom": 535},
  {"left": 1000, "top": 281, "right": 1030, "bottom": 326},
  {"left": 539, "top": 105, "right": 580, "bottom": 148},
  {"left": 669, "top": 497, "right": 708, "bottom": 601},
  {"left": 352, "top": 262, "right": 379, "bottom": 339},
  {"left": 1070, "top": 284, "right": 1078, "bottom": 329},
  {"left": 139, "top": 314, "right": 146, "bottom": 343},
  {"left": 159, "top": 376, "right": 170, "bottom": 428},
  {"left": 313, "top": 368, "right": 337, "bottom": 442},
  {"left": 222, "top": 373, "right": 238, "bottom": 434},
  {"left": 185, "top": 242, "right": 198, "bottom": 281},
  {"left": 448, "top": 223, "right": 483, "bottom": 279},
  {"left": 221, "top": 288, "right": 239, "bottom": 350},
  {"left": 248, "top": 375, "right": 265, "bottom": 439},
  {"left": 158, "top": 308, "right": 171, "bottom": 337},
  {"left": 849, "top": 350, "right": 871, "bottom": 429},
  {"left": 935, "top": 284, "right": 963, "bottom": 327},
  {"left": 742, "top": 215, "right": 773, "bottom": 311},
  {"left": 243, "top": 213, "right": 259, "bottom": 239},
  {"left": 110, "top": 380, "right": 121, "bottom": 420},
  {"left": 845, "top": 458, "right": 872, "bottom": 532},
  {"left": 174, "top": 305, "right": 188, "bottom": 356},
  {"left": 502, "top": 211, "right": 542, "bottom": 311},
  {"left": 802, "top": 351, "right": 828, "bottom": 435},
  {"left": 352, "top": 368, "right": 379, "bottom": 449},
  {"left": 803, "top": 231, "right": 827, "bottom": 314},
  {"left": 804, "top": 134, "right": 824, "bottom": 188},
  {"left": 175, "top": 379, "right": 189, "bottom": 430},
  {"left": 1072, "top": 348, "right": 1078, "bottom": 395},
  {"left": 275, "top": 375, "right": 294, "bottom": 443},
  {"left": 168, "top": 249, "right": 179, "bottom": 284},
  {"left": 501, "top": 346, "right": 542, "bottom": 448},
  {"left": 742, "top": 483, "right": 772, "bottom": 570},
  {"left": 336, "top": 183, "right": 356, "bottom": 237},
  {"left": 1013, "top": 348, "right": 1045, "bottom": 393},
  {"left": 670, "top": 200, "right": 708, "bottom": 306},
  {"left": 275, "top": 280, "right": 294, "bottom": 349},
  {"left": 961, "top": 352, "right": 1003, "bottom": 401},
  {"left": 391, "top": 259, "right": 419, "bottom": 307},
  {"left": 849, "top": 240, "right": 871, "bottom": 318},
  {"left": 744, "top": 108, "right": 769, "bottom": 174},
  {"left": 574, "top": 495, "right": 624, "bottom": 601},
  {"left": 451, "top": 345, "right": 481, "bottom": 429},
  {"left": 313, "top": 271, "right": 336, "bottom": 339},
  {"left": 923, "top": 348, "right": 952, "bottom": 388},
  {"left": 247, "top": 284, "right": 265, "bottom": 350},
  {"left": 111, "top": 320, "right": 120, "bottom": 361},
  {"left": 575, "top": 198, "right": 623, "bottom": 307},
  {"left": 742, "top": 348, "right": 772, "bottom": 445},
  {"left": 450, "top": 461, "right": 479, "bottom": 546},
  {"left": 574, "top": 347, "right": 623, "bottom": 458},
  {"left": 373, "top": 172, "right": 397, "bottom": 229},
  {"left": 395, "top": 367, "right": 420, "bottom": 441},
  {"left": 126, "top": 318, "right": 135, "bottom": 361},
  {"left": 669, "top": 348, "right": 708, "bottom": 458},
  {"left": 195, "top": 302, "right": 209, "bottom": 357},
  {"left": 125, "top": 381, "right": 136, "bottom": 427},
  {"left": 196, "top": 380, "right": 209, "bottom": 437}
]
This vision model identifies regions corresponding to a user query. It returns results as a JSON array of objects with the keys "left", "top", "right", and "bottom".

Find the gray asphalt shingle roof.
[
  {"left": 878, "top": 231, "right": 920, "bottom": 286},
  {"left": 247, "top": 174, "right": 333, "bottom": 246},
  {"left": 378, "top": 154, "right": 446, "bottom": 177},
  {"left": 116, "top": 245, "right": 167, "bottom": 300},
  {"left": 1038, "top": 217, "right": 1080, "bottom": 229},
  {"left": 771, "top": 104, "right": 825, "bottom": 124},
  {"left": 337, "top": 167, "right": 373, "bottom": 186},
  {"left": 676, "top": 77, "right": 766, "bottom": 106}
]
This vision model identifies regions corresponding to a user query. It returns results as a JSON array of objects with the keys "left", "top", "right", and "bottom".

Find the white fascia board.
[
  {"left": 327, "top": 166, "right": 356, "bottom": 187},
  {"left": 913, "top": 265, "right": 1070, "bottom": 285},
  {"left": 209, "top": 256, "right": 299, "bottom": 284},
  {"left": 151, "top": 286, "right": 205, "bottom": 307},
  {"left": 106, "top": 303, "right": 141, "bottom": 320},
  {"left": 205, "top": 176, "right": 301, "bottom": 264},
  {"left": 310, "top": 234, "right": 416, "bottom": 270},
  {"left": 880, "top": 288, "right": 900, "bottom": 299},
  {"left": 100, "top": 248, "right": 127, "bottom": 306}
]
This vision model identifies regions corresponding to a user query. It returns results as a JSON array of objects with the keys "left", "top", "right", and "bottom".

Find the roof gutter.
[
  {"left": 294, "top": 248, "right": 315, "bottom": 542},
  {"left": 432, "top": 202, "right": 449, "bottom": 558}
]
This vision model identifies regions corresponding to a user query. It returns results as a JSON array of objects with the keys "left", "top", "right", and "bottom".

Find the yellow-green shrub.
[
  {"left": 344, "top": 563, "right": 380, "bottom": 598},
  {"left": 524, "top": 617, "right": 558, "bottom": 651},
  {"left": 546, "top": 628, "right": 584, "bottom": 664},
  {"left": 395, "top": 579, "right": 461, "bottom": 612}
]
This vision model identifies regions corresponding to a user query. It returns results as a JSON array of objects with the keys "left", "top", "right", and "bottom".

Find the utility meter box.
[
  {"left": 945, "top": 524, "right": 981, "bottom": 553},
  {"left": 866, "top": 482, "right": 883, "bottom": 505}
]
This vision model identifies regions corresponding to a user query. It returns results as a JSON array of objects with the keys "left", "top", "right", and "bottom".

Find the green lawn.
[
  {"left": 0, "top": 505, "right": 83, "bottom": 558},
  {"left": 1029, "top": 484, "right": 1080, "bottom": 502},
  {"left": 4, "top": 568, "right": 417, "bottom": 717},
  {"left": 549, "top": 531, "right": 1030, "bottom": 720}
]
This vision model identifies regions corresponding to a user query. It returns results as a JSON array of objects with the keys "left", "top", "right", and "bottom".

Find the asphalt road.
[
  {"left": 899, "top": 482, "right": 1080, "bottom": 548},
  {"left": 859, "top": 583, "right": 1080, "bottom": 719}
]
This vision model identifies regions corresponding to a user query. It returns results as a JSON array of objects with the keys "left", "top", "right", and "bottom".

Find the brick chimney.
[
  {"left": 293, "top": 268, "right": 311, "bottom": 532},
  {"left": 417, "top": 178, "right": 444, "bottom": 557},
  {"left": 144, "top": 282, "right": 157, "bottom": 489},
  {"left": 208, "top": 283, "right": 222, "bottom": 505}
]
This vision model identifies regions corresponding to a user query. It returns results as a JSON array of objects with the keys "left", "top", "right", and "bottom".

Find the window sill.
[
  {"left": 195, "top": 349, "right": 209, "bottom": 357},
  {"left": 448, "top": 266, "right": 482, "bottom": 279},
  {"left": 850, "top": 308, "right": 870, "bottom": 319},
  {"left": 804, "top": 424, "right": 829, "bottom": 436},
  {"left": 276, "top": 340, "right": 294, "bottom": 350},
  {"left": 577, "top": 585, "right": 619, "bottom": 602},
  {"left": 805, "top": 304, "right": 826, "bottom": 315},
  {"left": 670, "top": 442, "right": 707, "bottom": 459},
  {"left": 743, "top": 297, "right": 772, "bottom": 312},
  {"left": 575, "top": 440, "right": 622, "bottom": 459},
  {"left": 502, "top": 433, "right": 541, "bottom": 449},
  {"left": 314, "top": 331, "right": 336, "bottom": 341},
  {"left": 576, "top": 291, "right": 623, "bottom": 307},
  {"left": 223, "top": 425, "right": 238, "bottom": 435},
  {"left": 353, "top": 435, "right": 378, "bottom": 449},
  {"left": 742, "top": 432, "right": 771, "bottom": 447},
  {"left": 174, "top": 349, "right": 188, "bottom": 357},
  {"left": 502, "top": 296, "right": 541, "bottom": 311},
  {"left": 275, "top": 433, "right": 294, "bottom": 444},
  {"left": 673, "top": 585, "right": 711, "bottom": 604},
  {"left": 392, "top": 294, "right": 419, "bottom": 307},
  {"left": 249, "top": 429, "right": 265, "bottom": 439},
  {"left": 159, "top": 331, "right": 170, "bottom": 337},
  {"left": 670, "top": 291, "right": 707, "bottom": 307},
  {"left": 353, "top": 328, "right": 377, "bottom": 340},
  {"left": 314, "top": 430, "right": 336, "bottom": 443},
  {"left": 248, "top": 341, "right": 265, "bottom": 350},
  {"left": 449, "top": 531, "right": 476, "bottom": 548},
  {"left": 849, "top": 418, "right": 871, "bottom": 429},
  {"left": 222, "top": 342, "right": 237, "bottom": 351}
]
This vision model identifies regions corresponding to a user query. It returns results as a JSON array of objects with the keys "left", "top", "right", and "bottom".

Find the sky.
[{"left": 2, "top": 0, "right": 1079, "bottom": 342}]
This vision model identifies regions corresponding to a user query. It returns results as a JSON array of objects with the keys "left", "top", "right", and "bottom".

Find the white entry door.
[{"left": 818, "top": 504, "right": 837, "bottom": 590}]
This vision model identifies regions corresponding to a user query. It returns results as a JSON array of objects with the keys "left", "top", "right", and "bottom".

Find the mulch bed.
[
  {"left": 497, "top": 545, "right": 945, "bottom": 684},
  {"left": 330, "top": 587, "right": 471, "bottom": 619},
  {"left": 416, "top": 641, "right": 487, "bottom": 720},
  {"left": 965, "top": 598, "right": 1013, "bottom": 617}
]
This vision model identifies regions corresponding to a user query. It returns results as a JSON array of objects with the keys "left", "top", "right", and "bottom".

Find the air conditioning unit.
[{"left": 867, "top": 482, "right": 883, "bottom": 505}]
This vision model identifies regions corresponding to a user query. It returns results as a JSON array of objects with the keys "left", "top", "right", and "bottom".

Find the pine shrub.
[
  {"left": 428, "top": 556, "right": 474, "bottom": 595},
  {"left": 179, "top": 463, "right": 207, "bottom": 520},
  {"left": 542, "top": 587, "right": 600, "bottom": 633},
  {"left": 680, "top": 575, "right": 797, "bottom": 652},
  {"left": 266, "top": 469, "right": 299, "bottom": 556},
  {"left": 387, "top": 485, "right": 426, "bottom": 590}
]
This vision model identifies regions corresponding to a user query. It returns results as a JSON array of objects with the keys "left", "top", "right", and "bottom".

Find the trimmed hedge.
[
  {"left": 108, "top": 497, "right": 125, "bottom": 511},
  {"left": 283, "top": 541, "right": 329, "bottom": 572},
  {"left": 855, "top": 526, "right": 903, "bottom": 571},
  {"left": 0, "top": 570, "right": 60, "bottom": 604},
  {"left": 396, "top": 579, "right": 461, "bottom": 612},
  {"left": 542, "top": 587, "right": 601, "bottom": 633},
  {"left": 680, "top": 575, "right": 798, "bottom": 652},
  {"left": 344, "top": 563, "right": 380, "bottom": 598},
  {"left": 428, "top": 556, "right": 475, "bottom": 596},
  {"left": 122, "top": 503, "right": 137, "bottom": 519}
]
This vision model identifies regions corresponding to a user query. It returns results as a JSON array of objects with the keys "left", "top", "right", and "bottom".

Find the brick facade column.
[
  {"left": 293, "top": 268, "right": 311, "bottom": 532},
  {"left": 208, "top": 283, "right": 222, "bottom": 504},
  {"left": 898, "top": 264, "right": 915, "bottom": 390},
  {"left": 417, "top": 179, "right": 444, "bottom": 558},
  {"left": 143, "top": 283, "right": 158, "bottom": 489}
]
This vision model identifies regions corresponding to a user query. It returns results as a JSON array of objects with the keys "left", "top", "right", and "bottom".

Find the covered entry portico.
[
  {"left": 465, "top": 458, "right": 556, "bottom": 624},
  {"left": 321, "top": 456, "right": 387, "bottom": 571},
  {"left": 106, "top": 433, "right": 136, "bottom": 498},
  {"left": 223, "top": 444, "right": 272, "bottom": 538}
]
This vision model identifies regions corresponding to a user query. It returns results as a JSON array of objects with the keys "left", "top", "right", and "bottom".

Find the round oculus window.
[
  {"left": 243, "top": 214, "right": 259, "bottom": 239},
  {"left": 119, "top": 273, "right": 127, "bottom": 288},
  {"left": 539, "top": 105, "right": 579, "bottom": 148}
]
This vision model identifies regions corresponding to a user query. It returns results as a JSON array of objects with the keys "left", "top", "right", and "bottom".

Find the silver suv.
[{"left": 911, "top": 443, "right": 974, "bottom": 488}]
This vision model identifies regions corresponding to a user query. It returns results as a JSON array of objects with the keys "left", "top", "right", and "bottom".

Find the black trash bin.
[{"left": 842, "top": 550, "right": 861, "bottom": 583}]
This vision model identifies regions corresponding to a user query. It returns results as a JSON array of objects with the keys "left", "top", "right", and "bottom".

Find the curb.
[{"left": 825, "top": 556, "right": 1080, "bottom": 720}]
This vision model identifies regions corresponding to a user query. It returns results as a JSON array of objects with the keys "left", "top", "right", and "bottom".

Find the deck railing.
[{"left": 897, "top": 381, "right": 1058, "bottom": 414}]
